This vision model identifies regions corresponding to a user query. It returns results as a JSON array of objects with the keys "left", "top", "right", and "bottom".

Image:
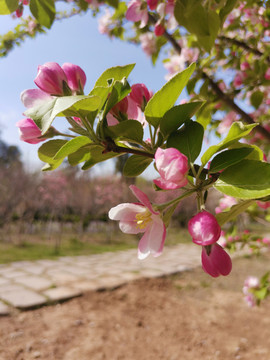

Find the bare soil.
[{"left": 1, "top": 253, "right": 270, "bottom": 360}]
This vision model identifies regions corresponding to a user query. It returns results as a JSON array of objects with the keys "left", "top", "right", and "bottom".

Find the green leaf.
[
  {"left": 29, "top": 0, "right": 55, "bottom": 29},
  {"left": 144, "top": 63, "right": 196, "bottom": 128},
  {"left": 0, "top": 0, "right": 18, "bottom": 14},
  {"left": 201, "top": 122, "right": 258, "bottom": 166},
  {"left": 160, "top": 101, "right": 204, "bottom": 138},
  {"left": 38, "top": 139, "right": 67, "bottom": 170},
  {"left": 123, "top": 155, "right": 153, "bottom": 177},
  {"left": 102, "top": 78, "right": 131, "bottom": 116},
  {"left": 219, "top": 0, "right": 238, "bottom": 24},
  {"left": 167, "top": 120, "right": 204, "bottom": 163},
  {"left": 174, "top": 1, "right": 220, "bottom": 52},
  {"left": 105, "top": 0, "right": 118, "bottom": 8},
  {"left": 25, "top": 95, "right": 100, "bottom": 135},
  {"left": 216, "top": 200, "right": 255, "bottom": 226},
  {"left": 215, "top": 160, "right": 270, "bottom": 199},
  {"left": 250, "top": 91, "right": 264, "bottom": 109},
  {"left": 94, "top": 64, "right": 135, "bottom": 88},
  {"left": 209, "top": 148, "right": 254, "bottom": 173},
  {"left": 68, "top": 148, "right": 91, "bottom": 166},
  {"left": 104, "top": 120, "right": 144, "bottom": 143},
  {"left": 53, "top": 136, "right": 92, "bottom": 160},
  {"left": 82, "top": 145, "right": 119, "bottom": 170},
  {"left": 230, "top": 143, "right": 264, "bottom": 161}
]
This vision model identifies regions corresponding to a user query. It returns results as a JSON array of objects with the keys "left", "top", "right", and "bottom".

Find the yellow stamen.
[{"left": 135, "top": 209, "right": 152, "bottom": 229}]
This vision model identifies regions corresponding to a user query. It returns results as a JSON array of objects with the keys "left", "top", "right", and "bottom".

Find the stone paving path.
[{"left": 0, "top": 244, "right": 203, "bottom": 315}]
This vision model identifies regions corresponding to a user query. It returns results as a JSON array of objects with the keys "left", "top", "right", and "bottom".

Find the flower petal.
[{"left": 129, "top": 185, "right": 158, "bottom": 214}]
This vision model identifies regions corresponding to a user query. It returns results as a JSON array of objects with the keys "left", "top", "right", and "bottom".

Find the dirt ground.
[{"left": 1, "top": 253, "right": 270, "bottom": 360}]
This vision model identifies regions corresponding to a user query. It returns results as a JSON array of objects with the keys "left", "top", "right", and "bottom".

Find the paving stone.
[
  {"left": 70, "top": 281, "right": 100, "bottom": 292},
  {"left": 46, "top": 270, "right": 79, "bottom": 285},
  {"left": 95, "top": 276, "right": 126, "bottom": 289},
  {"left": 15, "top": 275, "right": 53, "bottom": 291},
  {"left": 0, "top": 284, "right": 26, "bottom": 296},
  {"left": 0, "top": 277, "right": 10, "bottom": 285},
  {"left": 0, "top": 301, "right": 10, "bottom": 315},
  {"left": 24, "top": 265, "right": 46, "bottom": 275},
  {"left": 43, "top": 287, "right": 82, "bottom": 302},
  {"left": 1, "top": 289, "right": 47, "bottom": 309},
  {"left": 3, "top": 270, "right": 27, "bottom": 279}
]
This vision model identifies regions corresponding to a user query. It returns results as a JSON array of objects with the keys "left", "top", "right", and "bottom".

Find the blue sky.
[{"left": 0, "top": 7, "right": 168, "bottom": 172}]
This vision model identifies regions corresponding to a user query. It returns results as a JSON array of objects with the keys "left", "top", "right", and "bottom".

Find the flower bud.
[
  {"left": 188, "top": 211, "right": 221, "bottom": 246},
  {"left": 61, "top": 63, "right": 87, "bottom": 94},
  {"left": 201, "top": 243, "right": 232, "bottom": 277},
  {"left": 154, "top": 147, "right": 189, "bottom": 190},
  {"left": 130, "top": 83, "right": 151, "bottom": 110},
  {"left": 16, "top": 118, "right": 45, "bottom": 144},
  {"left": 147, "top": 0, "right": 158, "bottom": 10},
  {"left": 34, "top": 62, "right": 68, "bottom": 96}
]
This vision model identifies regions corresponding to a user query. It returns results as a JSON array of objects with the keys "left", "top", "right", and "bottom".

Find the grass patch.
[{"left": 0, "top": 227, "right": 193, "bottom": 264}]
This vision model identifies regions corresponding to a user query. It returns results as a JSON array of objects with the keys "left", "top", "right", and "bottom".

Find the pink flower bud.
[
  {"left": 257, "top": 201, "right": 270, "bottom": 209},
  {"left": 188, "top": 211, "right": 221, "bottom": 246},
  {"left": 147, "top": 0, "right": 158, "bottom": 10},
  {"left": 16, "top": 5, "right": 23, "bottom": 17},
  {"left": 34, "top": 62, "right": 68, "bottom": 95},
  {"left": 126, "top": 0, "right": 149, "bottom": 28},
  {"left": 154, "top": 22, "right": 165, "bottom": 36},
  {"left": 110, "top": 97, "right": 129, "bottom": 119},
  {"left": 130, "top": 83, "right": 151, "bottom": 110},
  {"left": 16, "top": 118, "right": 45, "bottom": 144},
  {"left": 61, "top": 63, "right": 87, "bottom": 94},
  {"left": 265, "top": 68, "right": 270, "bottom": 80},
  {"left": 201, "top": 243, "right": 232, "bottom": 277},
  {"left": 154, "top": 147, "right": 189, "bottom": 190}
]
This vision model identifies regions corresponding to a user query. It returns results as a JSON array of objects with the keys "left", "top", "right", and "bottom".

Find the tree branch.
[
  {"left": 156, "top": 23, "right": 270, "bottom": 141},
  {"left": 218, "top": 35, "right": 270, "bottom": 64}
]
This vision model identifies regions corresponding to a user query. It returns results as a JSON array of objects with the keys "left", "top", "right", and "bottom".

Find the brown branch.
[{"left": 218, "top": 35, "right": 270, "bottom": 64}]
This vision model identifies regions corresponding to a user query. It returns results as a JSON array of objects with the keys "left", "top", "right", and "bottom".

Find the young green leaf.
[
  {"left": 93, "top": 64, "right": 135, "bottom": 88},
  {"left": 216, "top": 200, "right": 254, "bottom": 226},
  {"left": 123, "top": 155, "right": 153, "bottom": 177},
  {"left": 38, "top": 139, "right": 67, "bottom": 170},
  {"left": 104, "top": 120, "right": 144, "bottom": 143},
  {"left": 160, "top": 101, "right": 204, "bottom": 138},
  {"left": 215, "top": 160, "right": 270, "bottom": 199},
  {"left": 209, "top": 147, "right": 254, "bottom": 173},
  {"left": 201, "top": 122, "right": 257, "bottom": 166},
  {"left": 30, "top": 0, "right": 55, "bottom": 29},
  {"left": 81, "top": 145, "right": 119, "bottom": 170},
  {"left": 53, "top": 136, "right": 92, "bottom": 160},
  {"left": 25, "top": 95, "right": 100, "bottom": 135},
  {"left": 0, "top": 0, "right": 18, "bottom": 13},
  {"left": 167, "top": 120, "right": 204, "bottom": 163},
  {"left": 144, "top": 63, "right": 196, "bottom": 128}
]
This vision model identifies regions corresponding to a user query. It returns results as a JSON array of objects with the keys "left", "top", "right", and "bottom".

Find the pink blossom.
[
  {"left": 130, "top": 83, "right": 151, "bottom": 110},
  {"left": 16, "top": 118, "right": 45, "bottom": 144},
  {"left": 154, "top": 147, "right": 189, "bottom": 190},
  {"left": 188, "top": 211, "right": 221, "bottom": 246},
  {"left": 164, "top": 55, "right": 186, "bottom": 80},
  {"left": 217, "top": 111, "right": 237, "bottom": 135},
  {"left": 201, "top": 243, "right": 232, "bottom": 277},
  {"left": 61, "top": 63, "right": 87, "bottom": 94},
  {"left": 140, "top": 33, "right": 157, "bottom": 56},
  {"left": 240, "top": 61, "right": 250, "bottom": 71},
  {"left": 265, "top": 68, "right": 270, "bottom": 80},
  {"left": 126, "top": 0, "right": 148, "bottom": 28},
  {"left": 108, "top": 185, "right": 166, "bottom": 259},
  {"left": 257, "top": 201, "right": 270, "bottom": 209},
  {"left": 98, "top": 9, "right": 113, "bottom": 35},
  {"left": 34, "top": 62, "right": 68, "bottom": 96},
  {"left": 233, "top": 72, "right": 246, "bottom": 88},
  {"left": 16, "top": 6, "right": 23, "bottom": 17},
  {"left": 262, "top": 237, "right": 270, "bottom": 245},
  {"left": 215, "top": 195, "right": 237, "bottom": 214},
  {"left": 20, "top": 89, "right": 53, "bottom": 108},
  {"left": 243, "top": 276, "right": 259, "bottom": 306}
]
